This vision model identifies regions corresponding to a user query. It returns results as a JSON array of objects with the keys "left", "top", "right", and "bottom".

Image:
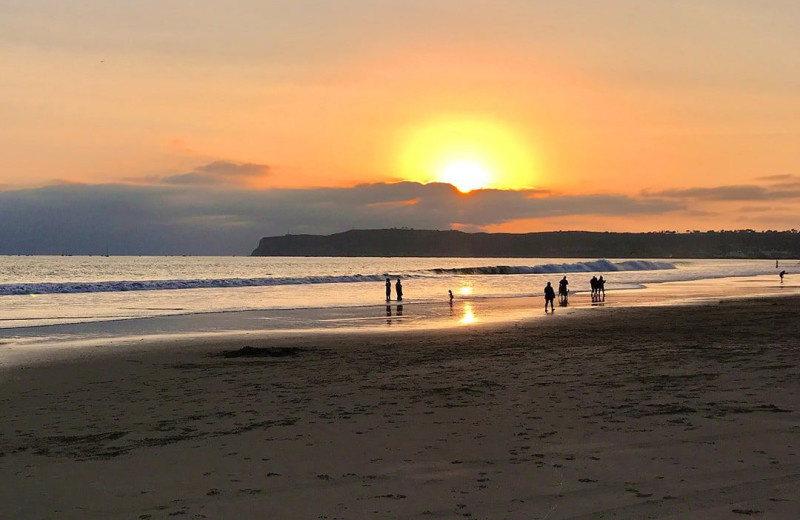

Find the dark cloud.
[{"left": 0, "top": 181, "right": 683, "bottom": 255}]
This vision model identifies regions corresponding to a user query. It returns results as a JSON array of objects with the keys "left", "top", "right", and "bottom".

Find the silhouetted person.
[
  {"left": 780, "top": 270, "right": 786, "bottom": 282},
  {"left": 590, "top": 276, "right": 598, "bottom": 296},
  {"left": 448, "top": 289, "right": 454, "bottom": 306},
  {"left": 558, "top": 276, "right": 569, "bottom": 301},
  {"left": 385, "top": 278, "right": 391, "bottom": 300},
  {"left": 395, "top": 278, "right": 403, "bottom": 301},
  {"left": 544, "top": 282, "right": 556, "bottom": 312},
  {"left": 776, "top": 260, "right": 779, "bottom": 269},
  {"left": 598, "top": 276, "right": 606, "bottom": 296}
]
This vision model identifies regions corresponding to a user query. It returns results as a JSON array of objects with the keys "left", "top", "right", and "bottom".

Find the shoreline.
[{"left": 1, "top": 274, "right": 798, "bottom": 368}]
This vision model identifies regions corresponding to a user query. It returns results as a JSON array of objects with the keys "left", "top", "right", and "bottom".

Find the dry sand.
[{"left": 2, "top": 296, "right": 799, "bottom": 519}]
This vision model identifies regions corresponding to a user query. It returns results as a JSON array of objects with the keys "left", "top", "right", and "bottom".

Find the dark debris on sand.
[{"left": 217, "top": 346, "right": 303, "bottom": 358}]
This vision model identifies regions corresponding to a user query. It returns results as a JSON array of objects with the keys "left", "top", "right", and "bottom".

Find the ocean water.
[{"left": 0, "top": 256, "right": 791, "bottom": 331}]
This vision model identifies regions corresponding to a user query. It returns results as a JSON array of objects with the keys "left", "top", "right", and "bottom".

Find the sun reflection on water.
[{"left": 460, "top": 302, "right": 477, "bottom": 325}]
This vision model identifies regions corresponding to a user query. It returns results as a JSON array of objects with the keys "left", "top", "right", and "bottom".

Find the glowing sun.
[
  {"left": 397, "top": 117, "right": 538, "bottom": 191},
  {"left": 439, "top": 160, "right": 491, "bottom": 193}
]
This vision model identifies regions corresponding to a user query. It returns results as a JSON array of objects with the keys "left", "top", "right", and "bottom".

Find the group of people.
[
  {"left": 385, "top": 277, "right": 403, "bottom": 301},
  {"left": 590, "top": 275, "right": 606, "bottom": 296},
  {"left": 388, "top": 259, "right": 790, "bottom": 315},
  {"left": 543, "top": 275, "right": 606, "bottom": 312},
  {"left": 385, "top": 274, "right": 608, "bottom": 313}
]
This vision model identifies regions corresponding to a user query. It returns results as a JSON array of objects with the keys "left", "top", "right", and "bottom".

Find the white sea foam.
[
  {"left": 0, "top": 274, "right": 390, "bottom": 296},
  {"left": 427, "top": 259, "right": 675, "bottom": 275}
]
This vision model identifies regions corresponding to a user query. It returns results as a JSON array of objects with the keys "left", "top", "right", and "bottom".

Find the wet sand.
[
  {"left": 2, "top": 295, "right": 799, "bottom": 519},
  {"left": 2, "top": 274, "right": 798, "bottom": 353}
]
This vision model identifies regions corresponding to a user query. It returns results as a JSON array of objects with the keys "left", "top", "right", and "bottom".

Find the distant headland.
[{"left": 252, "top": 229, "right": 800, "bottom": 258}]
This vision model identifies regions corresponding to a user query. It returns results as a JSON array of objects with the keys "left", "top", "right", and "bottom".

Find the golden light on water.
[
  {"left": 459, "top": 286, "right": 473, "bottom": 296},
  {"left": 460, "top": 302, "right": 477, "bottom": 325},
  {"left": 398, "top": 117, "right": 538, "bottom": 191}
]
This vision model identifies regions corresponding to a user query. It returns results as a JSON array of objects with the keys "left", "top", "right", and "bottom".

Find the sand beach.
[{"left": 2, "top": 294, "right": 799, "bottom": 519}]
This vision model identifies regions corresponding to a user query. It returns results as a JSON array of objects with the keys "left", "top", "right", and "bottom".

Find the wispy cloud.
[
  {"left": 756, "top": 174, "right": 798, "bottom": 182},
  {"left": 646, "top": 184, "right": 800, "bottom": 201},
  {"left": 124, "top": 160, "right": 271, "bottom": 187}
]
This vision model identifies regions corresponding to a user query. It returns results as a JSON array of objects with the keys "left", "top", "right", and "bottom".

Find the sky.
[{"left": 1, "top": 1, "right": 799, "bottom": 254}]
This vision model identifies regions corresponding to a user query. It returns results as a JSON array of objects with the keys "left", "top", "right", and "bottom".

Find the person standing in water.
[
  {"left": 558, "top": 276, "right": 569, "bottom": 298},
  {"left": 448, "top": 289, "right": 454, "bottom": 305},
  {"left": 385, "top": 278, "right": 392, "bottom": 301},
  {"left": 395, "top": 278, "right": 403, "bottom": 301},
  {"left": 780, "top": 270, "right": 786, "bottom": 282},
  {"left": 544, "top": 282, "right": 556, "bottom": 312}
]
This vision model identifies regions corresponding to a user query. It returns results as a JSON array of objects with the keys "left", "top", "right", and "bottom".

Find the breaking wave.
[
  {"left": 0, "top": 274, "right": 389, "bottom": 296},
  {"left": 428, "top": 259, "right": 675, "bottom": 275}
]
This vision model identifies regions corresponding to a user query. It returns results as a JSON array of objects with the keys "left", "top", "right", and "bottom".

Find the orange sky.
[{"left": 2, "top": 1, "right": 800, "bottom": 234}]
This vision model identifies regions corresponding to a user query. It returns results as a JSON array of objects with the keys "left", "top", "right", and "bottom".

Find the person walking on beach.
[
  {"left": 385, "top": 278, "right": 391, "bottom": 301},
  {"left": 544, "top": 281, "right": 556, "bottom": 312},
  {"left": 395, "top": 278, "right": 403, "bottom": 301},
  {"left": 780, "top": 270, "right": 786, "bottom": 282},
  {"left": 590, "top": 276, "right": 598, "bottom": 296},
  {"left": 598, "top": 276, "right": 606, "bottom": 296}
]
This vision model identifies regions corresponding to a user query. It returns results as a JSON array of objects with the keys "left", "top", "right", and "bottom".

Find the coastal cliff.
[{"left": 251, "top": 229, "right": 800, "bottom": 258}]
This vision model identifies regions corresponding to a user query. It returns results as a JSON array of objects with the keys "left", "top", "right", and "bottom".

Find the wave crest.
[
  {"left": 428, "top": 259, "right": 675, "bottom": 275},
  {"left": 0, "top": 274, "right": 388, "bottom": 296}
]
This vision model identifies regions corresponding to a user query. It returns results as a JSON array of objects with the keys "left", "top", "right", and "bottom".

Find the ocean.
[{"left": 0, "top": 256, "right": 790, "bottom": 333}]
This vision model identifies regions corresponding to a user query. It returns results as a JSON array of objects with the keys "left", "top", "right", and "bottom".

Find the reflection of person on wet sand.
[
  {"left": 544, "top": 282, "right": 556, "bottom": 312},
  {"left": 396, "top": 304, "right": 403, "bottom": 316},
  {"left": 448, "top": 289, "right": 454, "bottom": 306},
  {"left": 385, "top": 278, "right": 391, "bottom": 301},
  {"left": 780, "top": 270, "right": 786, "bottom": 282},
  {"left": 395, "top": 278, "right": 403, "bottom": 301}
]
